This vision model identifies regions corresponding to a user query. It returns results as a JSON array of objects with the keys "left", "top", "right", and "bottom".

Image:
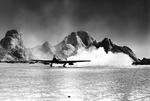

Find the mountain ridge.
[
  {"left": 0, "top": 29, "right": 27, "bottom": 61},
  {"left": 33, "top": 30, "right": 139, "bottom": 62},
  {"left": 0, "top": 29, "right": 140, "bottom": 63}
]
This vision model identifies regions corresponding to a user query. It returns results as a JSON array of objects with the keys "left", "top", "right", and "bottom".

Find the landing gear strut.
[
  {"left": 63, "top": 63, "right": 67, "bottom": 67},
  {"left": 50, "top": 63, "right": 53, "bottom": 67}
]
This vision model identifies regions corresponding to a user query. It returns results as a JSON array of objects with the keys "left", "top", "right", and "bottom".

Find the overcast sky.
[{"left": 0, "top": 0, "right": 148, "bottom": 58}]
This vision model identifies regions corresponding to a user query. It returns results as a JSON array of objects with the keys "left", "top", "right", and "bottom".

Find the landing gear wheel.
[
  {"left": 63, "top": 63, "right": 66, "bottom": 67},
  {"left": 50, "top": 63, "right": 53, "bottom": 67}
]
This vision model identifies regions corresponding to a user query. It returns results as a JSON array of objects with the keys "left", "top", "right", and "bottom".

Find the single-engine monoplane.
[{"left": 32, "top": 55, "right": 90, "bottom": 67}]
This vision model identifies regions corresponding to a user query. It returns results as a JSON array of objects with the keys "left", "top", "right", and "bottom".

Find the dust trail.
[{"left": 68, "top": 47, "right": 133, "bottom": 67}]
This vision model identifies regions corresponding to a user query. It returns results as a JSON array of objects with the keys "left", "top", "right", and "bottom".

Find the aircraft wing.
[
  {"left": 31, "top": 59, "right": 52, "bottom": 62},
  {"left": 31, "top": 59, "right": 90, "bottom": 63},
  {"left": 59, "top": 60, "right": 91, "bottom": 63},
  {"left": 31, "top": 59, "right": 90, "bottom": 67},
  {"left": 30, "top": 59, "right": 54, "bottom": 64}
]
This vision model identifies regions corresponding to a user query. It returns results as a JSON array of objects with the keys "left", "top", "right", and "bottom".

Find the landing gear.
[
  {"left": 63, "top": 63, "right": 67, "bottom": 67},
  {"left": 50, "top": 63, "right": 53, "bottom": 67}
]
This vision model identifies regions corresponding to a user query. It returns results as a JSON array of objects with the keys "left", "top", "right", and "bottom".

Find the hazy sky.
[{"left": 0, "top": 0, "right": 148, "bottom": 58}]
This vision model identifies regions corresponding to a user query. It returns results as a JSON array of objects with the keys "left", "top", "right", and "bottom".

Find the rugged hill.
[
  {"left": 30, "top": 41, "right": 54, "bottom": 59},
  {"left": 0, "top": 29, "right": 139, "bottom": 62},
  {"left": 93, "top": 38, "right": 139, "bottom": 62},
  {"left": 28, "top": 30, "right": 139, "bottom": 62},
  {"left": 54, "top": 31, "right": 139, "bottom": 62},
  {"left": 54, "top": 31, "right": 95, "bottom": 59},
  {"left": 0, "top": 29, "right": 27, "bottom": 61},
  {"left": 65, "top": 31, "right": 95, "bottom": 48}
]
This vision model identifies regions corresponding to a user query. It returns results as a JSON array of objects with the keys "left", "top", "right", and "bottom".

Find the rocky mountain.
[
  {"left": 31, "top": 31, "right": 95, "bottom": 60},
  {"left": 0, "top": 29, "right": 139, "bottom": 62},
  {"left": 0, "top": 29, "right": 27, "bottom": 61},
  {"left": 53, "top": 31, "right": 139, "bottom": 62},
  {"left": 54, "top": 31, "right": 95, "bottom": 59},
  {"left": 65, "top": 31, "right": 95, "bottom": 48},
  {"left": 5, "top": 29, "right": 136, "bottom": 62},
  {"left": 93, "top": 38, "right": 139, "bottom": 62},
  {"left": 30, "top": 41, "right": 54, "bottom": 59}
]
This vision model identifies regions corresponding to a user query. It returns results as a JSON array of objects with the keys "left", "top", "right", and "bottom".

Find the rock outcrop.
[
  {"left": 92, "top": 38, "right": 139, "bottom": 62},
  {"left": 0, "top": 29, "right": 27, "bottom": 60},
  {"left": 133, "top": 58, "right": 150, "bottom": 65}
]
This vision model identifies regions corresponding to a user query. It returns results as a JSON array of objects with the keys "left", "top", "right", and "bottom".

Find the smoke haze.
[
  {"left": 68, "top": 47, "right": 133, "bottom": 67},
  {"left": 0, "top": 0, "right": 148, "bottom": 58}
]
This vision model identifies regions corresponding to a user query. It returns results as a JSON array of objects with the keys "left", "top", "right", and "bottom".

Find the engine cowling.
[{"left": 69, "top": 63, "right": 74, "bottom": 65}]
